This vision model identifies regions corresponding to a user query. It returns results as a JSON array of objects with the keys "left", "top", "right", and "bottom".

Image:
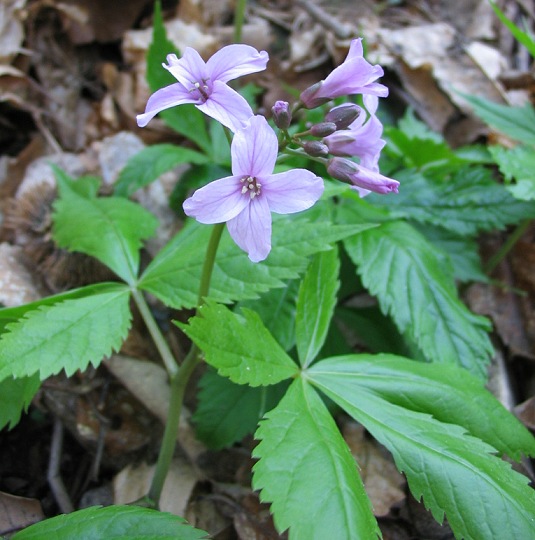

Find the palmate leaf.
[
  {"left": 309, "top": 358, "right": 535, "bottom": 540},
  {"left": 0, "top": 283, "right": 131, "bottom": 381},
  {"left": 114, "top": 144, "right": 209, "bottom": 197},
  {"left": 178, "top": 300, "right": 297, "bottom": 386},
  {"left": 193, "top": 368, "right": 287, "bottom": 449},
  {"left": 369, "top": 167, "right": 535, "bottom": 235},
  {"left": 139, "top": 215, "right": 374, "bottom": 309},
  {"left": 12, "top": 505, "right": 208, "bottom": 540},
  {"left": 0, "top": 374, "right": 40, "bottom": 430},
  {"left": 295, "top": 247, "right": 340, "bottom": 367},
  {"left": 341, "top": 213, "right": 493, "bottom": 378},
  {"left": 253, "top": 378, "right": 380, "bottom": 540},
  {"left": 52, "top": 168, "right": 158, "bottom": 285}
]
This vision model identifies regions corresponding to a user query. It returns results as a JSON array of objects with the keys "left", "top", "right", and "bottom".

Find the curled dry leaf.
[
  {"left": 0, "top": 491, "right": 44, "bottom": 536},
  {"left": 0, "top": 0, "right": 27, "bottom": 64}
]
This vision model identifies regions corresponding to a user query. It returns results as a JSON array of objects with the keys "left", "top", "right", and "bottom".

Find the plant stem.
[
  {"left": 485, "top": 219, "right": 531, "bottom": 275},
  {"left": 284, "top": 146, "right": 329, "bottom": 165},
  {"left": 234, "top": 0, "right": 247, "bottom": 43},
  {"left": 148, "top": 222, "right": 225, "bottom": 507},
  {"left": 132, "top": 289, "right": 178, "bottom": 378}
]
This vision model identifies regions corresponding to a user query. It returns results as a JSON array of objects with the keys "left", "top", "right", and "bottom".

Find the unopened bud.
[
  {"left": 272, "top": 101, "right": 291, "bottom": 130},
  {"left": 327, "top": 157, "right": 358, "bottom": 182},
  {"left": 310, "top": 122, "right": 337, "bottom": 137},
  {"left": 304, "top": 141, "right": 329, "bottom": 157},
  {"left": 300, "top": 82, "right": 330, "bottom": 109},
  {"left": 325, "top": 103, "right": 361, "bottom": 129}
]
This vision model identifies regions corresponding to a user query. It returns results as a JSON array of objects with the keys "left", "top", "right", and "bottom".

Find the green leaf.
[
  {"left": 208, "top": 120, "right": 231, "bottom": 165},
  {"left": 52, "top": 168, "right": 158, "bottom": 284},
  {"left": 11, "top": 505, "right": 208, "bottom": 540},
  {"left": 370, "top": 167, "right": 535, "bottom": 235},
  {"left": 489, "top": 1, "right": 535, "bottom": 58},
  {"left": 193, "top": 368, "right": 287, "bottom": 449},
  {"left": 139, "top": 215, "right": 374, "bottom": 309},
  {"left": 253, "top": 378, "right": 380, "bottom": 539},
  {"left": 0, "top": 284, "right": 131, "bottom": 381},
  {"left": 295, "top": 247, "right": 340, "bottom": 367},
  {"left": 309, "top": 354, "right": 535, "bottom": 460},
  {"left": 396, "top": 108, "right": 443, "bottom": 142},
  {"left": 115, "top": 144, "right": 208, "bottom": 197},
  {"left": 489, "top": 144, "right": 535, "bottom": 201},
  {"left": 178, "top": 300, "right": 298, "bottom": 386},
  {"left": 0, "top": 374, "right": 40, "bottom": 430},
  {"left": 236, "top": 280, "right": 299, "bottom": 351},
  {"left": 341, "top": 215, "right": 493, "bottom": 377},
  {"left": 309, "top": 359, "right": 535, "bottom": 540},
  {"left": 459, "top": 91, "right": 535, "bottom": 145},
  {"left": 146, "top": 2, "right": 211, "bottom": 153}
]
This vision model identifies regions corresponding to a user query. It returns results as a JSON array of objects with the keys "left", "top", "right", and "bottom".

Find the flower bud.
[
  {"left": 327, "top": 157, "right": 359, "bottom": 182},
  {"left": 325, "top": 103, "right": 361, "bottom": 129},
  {"left": 327, "top": 157, "right": 399, "bottom": 194},
  {"left": 300, "top": 82, "right": 330, "bottom": 109},
  {"left": 271, "top": 100, "right": 291, "bottom": 129},
  {"left": 304, "top": 140, "right": 329, "bottom": 157},
  {"left": 309, "top": 122, "right": 337, "bottom": 137}
]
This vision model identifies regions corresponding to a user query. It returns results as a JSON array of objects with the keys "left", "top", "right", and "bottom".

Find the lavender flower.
[
  {"left": 137, "top": 44, "right": 268, "bottom": 132},
  {"left": 300, "top": 38, "right": 388, "bottom": 109},
  {"left": 183, "top": 115, "right": 324, "bottom": 262}
]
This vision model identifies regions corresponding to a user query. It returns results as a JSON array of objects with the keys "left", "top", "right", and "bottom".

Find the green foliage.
[
  {"left": 178, "top": 300, "right": 298, "bottom": 386},
  {"left": 340, "top": 212, "right": 493, "bottom": 378},
  {"left": 0, "top": 283, "right": 131, "bottom": 380},
  {"left": 193, "top": 368, "right": 287, "bottom": 449},
  {"left": 0, "top": 374, "right": 40, "bottom": 430},
  {"left": 489, "top": 0, "right": 535, "bottom": 58},
  {"left": 295, "top": 247, "right": 340, "bottom": 367},
  {"left": 308, "top": 356, "right": 535, "bottom": 540},
  {"left": 115, "top": 144, "right": 209, "bottom": 197},
  {"left": 11, "top": 505, "right": 208, "bottom": 539},
  {"left": 139, "top": 216, "right": 374, "bottom": 309},
  {"left": 253, "top": 378, "right": 381, "bottom": 539},
  {"left": 52, "top": 168, "right": 158, "bottom": 285},
  {"left": 489, "top": 144, "right": 535, "bottom": 200},
  {"left": 146, "top": 1, "right": 211, "bottom": 153}
]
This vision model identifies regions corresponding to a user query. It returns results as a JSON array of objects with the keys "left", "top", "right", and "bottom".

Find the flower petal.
[
  {"left": 262, "top": 169, "right": 324, "bottom": 214},
  {"left": 136, "top": 83, "right": 195, "bottom": 127},
  {"left": 227, "top": 195, "right": 272, "bottom": 262},
  {"left": 206, "top": 44, "right": 268, "bottom": 83},
  {"left": 183, "top": 175, "right": 249, "bottom": 224},
  {"left": 197, "top": 80, "right": 253, "bottom": 132},
  {"left": 346, "top": 38, "right": 364, "bottom": 59},
  {"left": 164, "top": 48, "right": 208, "bottom": 88},
  {"left": 231, "top": 115, "right": 278, "bottom": 177},
  {"left": 350, "top": 165, "right": 399, "bottom": 194}
]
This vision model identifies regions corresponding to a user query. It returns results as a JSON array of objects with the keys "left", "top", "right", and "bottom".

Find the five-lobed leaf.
[
  {"left": 253, "top": 378, "right": 380, "bottom": 539},
  {"left": 52, "top": 168, "right": 158, "bottom": 284},
  {"left": 295, "top": 247, "right": 340, "bottom": 367},
  {"left": 11, "top": 505, "right": 208, "bottom": 540},
  {"left": 114, "top": 144, "right": 209, "bottom": 197},
  {"left": 178, "top": 300, "right": 298, "bottom": 386},
  {"left": 0, "top": 375, "right": 40, "bottom": 430},
  {"left": 340, "top": 212, "right": 493, "bottom": 378},
  {"left": 0, "top": 284, "right": 132, "bottom": 381},
  {"left": 309, "top": 362, "right": 535, "bottom": 540}
]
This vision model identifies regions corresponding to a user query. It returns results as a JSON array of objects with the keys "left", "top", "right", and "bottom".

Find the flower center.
[
  {"left": 240, "top": 176, "right": 262, "bottom": 199},
  {"left": 189, "top": 79, "right": 211, "bottom": 102}
]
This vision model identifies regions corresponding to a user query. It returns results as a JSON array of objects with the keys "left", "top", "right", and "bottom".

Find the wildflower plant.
[{"left": 2, "top": 2, "right": 535, "bottom": 539}]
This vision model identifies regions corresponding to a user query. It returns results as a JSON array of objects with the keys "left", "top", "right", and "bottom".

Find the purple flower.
[
  {"left": 327, "top": 157, "right": 399, "bottom": 196},
  {"left": 137, "top": 44, "right": 268, "bottom": 132},
  {"left": 324, "top": 96, "right": 385, "bottom": 170},
  {"left": 183, "top": 115, "right": 324, "bottom": 262},
  {"left": 300, "top": 38, "right": 388, "bottom": 109}
]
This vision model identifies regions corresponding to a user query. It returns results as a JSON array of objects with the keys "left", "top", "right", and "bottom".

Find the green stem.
[
  {"left": 284, "top": 146, "right": 329, "bottom": 165},
  {"left": 485, "top": 219, "right": 531, "bottom": 275},
  {"left": 132, "top": 289, "right": 178, "bottom": 378},
  {"left": 148, "top": 223, "right": 225, "bottom": 507},
  {"left": 234, "top": 0, "right": 247, "bottom": 43}
]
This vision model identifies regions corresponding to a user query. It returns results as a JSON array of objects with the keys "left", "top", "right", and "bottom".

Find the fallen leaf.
[{"left": 0, "top": 491, "right": 44, "bottom": 536}]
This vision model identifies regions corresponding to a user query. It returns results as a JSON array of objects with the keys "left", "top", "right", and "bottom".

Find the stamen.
[{"left": 240, "top": 176, "right": 261, "bottom": 199}]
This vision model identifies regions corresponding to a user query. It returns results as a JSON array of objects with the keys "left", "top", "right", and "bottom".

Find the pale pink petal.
[
  {"left": 350, "top": 165, "right": 399, "bottom": 194},
  {"left": 363, "top": 94, "right": 379, "bottom": 114},
  {"left": 262, "top": 170, "right": 324, "bottom": 214},
  {"left": 164, "top": 48, "right": 208, "bottom": 88},
  {"left": 136, "top": 83, "right": 196, "bottom": 127},
  {"left": 206, "top": 44, "right": 269, "bottom": 83},
  {"left": 227, "top": 196, "right": 272, "bottom": 262},
  {"left": 183, "top": 175, "right": 249, "bottom": 224},
  {"left": 231, "top": 115, "right": 277, "bottom": 178},
  {"left": 197, "top": 81, "right": 253, "bottom": 132},
  {"left": 346, "top": 38, "right": 363, "bottom": 59}
]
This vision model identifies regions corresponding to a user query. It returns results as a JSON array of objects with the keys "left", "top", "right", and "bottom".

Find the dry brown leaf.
[
  {"left": 0, "top": 491, "right": 44, "bottom": 536},
  {"left": 0, "top": 0, "right": 27, "bottom": 64}
]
